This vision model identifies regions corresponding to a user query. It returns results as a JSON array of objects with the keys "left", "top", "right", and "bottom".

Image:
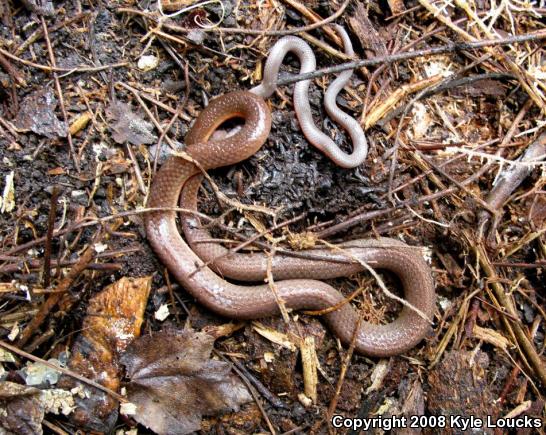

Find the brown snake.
[{"left": 145, "top": 91, "right": 435, "bottom": 357}]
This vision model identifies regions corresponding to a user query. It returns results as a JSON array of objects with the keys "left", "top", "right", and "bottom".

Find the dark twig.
[
  {"left": 491, "top": 261, "right": 546, "bottom": 269},
  {"left": 418, "top": 154, "right": 498, "bottom": 214},
  {"left": 0, "top": 206, "right": 355, "bottom": 268},
  {"left": 498, "top": 366, "right": 521, "bottom": 406},
  {"left": 0, "top": 339, "right": 126, "bottom": 402},
  {"left": 274, "top": 31, "right": 546, "bottom": 87},
  {"left": 17, "top": 245, "right": 95, "bottom": 347},
  {"left": 316, "top": 315, "right": 362, "bottom": 432},
  {"left": 0, "top": 52, "right": 26, "bottom": 86},
  {"left": 385, "top": 70, "right": 508, "bottom": 200},
  {"left": 0, "top": 48, "right": 128, "bottom": 73},
  {"left": 228, "top": 356, "right": 289, "bottom": 409},
  {"left": 480, "top": 131, "right": 546, "bottom": 242},
  {"left": 385, "top": 70, "right": 515, "bottom": 208},
  {"left": 126, "top": 143, "right": 147, "bottom": 194},
  {"left": 153, "top": 60, "right": 190, "bottom": 174},
  {"left": 42, "top": 186, "right": 59, "bottom": 288},
  {"left": 316, "top": 166, "right": 491, "bottom": 239},
  {"left": 381, "top": 72, "right": 512, "bottom": 128},
  {"left": 0, "top": 246, "right": 139, "bottom": 274},
  {"left": 25, "top": 328, "right": 55, "bottom": 354},
  {"left": 0, "top": 260, "right": 121, "bottom": 275},
  {"left": 188, "top": 212, "right": 307, "bottom": 277},
  {"left": 467, "top": 236, "right": 546, "bottom": 387},
  {"left": 0, "top": 114, "right": 18, "bottom": 138},
  {"left": 213, "top": 350, "right": 277, "bottom": 434},
  {"left": 15, "top": 12, "right": 90, "bottom": 55},
  {"left": 40, "top": 17, "right": 78, "bottom": 170}
]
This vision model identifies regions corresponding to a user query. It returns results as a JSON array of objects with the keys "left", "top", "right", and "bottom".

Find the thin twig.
[
  {"left": 214, "top": 350, "right": 277, "bottom": 434},
  {"left": 319, "top": 240, "right": 432, "bottom": 323},
  {"left": 227, "top": 355, "right": 289, "bottom": 409},
  {"left": 0, "top": 48, "right": 128, "bottom": 73},
  {"left": 466, "top": 234, "right": 546, "bottom": 387},
  {"left": 266, "top": 244, "right": 290, "bottom": 323},
  {"left": 16, "top": 12, "right": 90, "bottom": 55},
  {"left": 316, "top": 165, "right": 491, "bottom": 238},
  {"left": 0, "top": 52, "right": 26, "bottom": 86},
  {"left": 418, "top": 0, "right": 545, "bottom": 111},
  {"left": 481, "top": 131, "right": 546, "bottom": 240},
  {"left": 40, "top": 17, "right": 78, "bottom": 170},
  {"left": 386, "top": 71, "right": 513, "bottom": 202},
  {"left": 153, "top": 60, "right": 190, "bottom": 174},
  {"left": 189, "top": 212, "right": 306, "bottom": 276},
  {"left": 274, "top": 31, "right": 546, "bottom": 87},
  {"left": 119, "top": 0, "right": 350, "bottom": 36},
  {"left": 41, "top": 186, "right": 59, "bottom": 288},
  {"left": 0, "top": 339, "right": 126, "bottom": 402},
  {"left": 126, "top": 143, "right": 147, "bottom": 194},
  {"left": 17, "top": 245, "right": 95, "bottom": 347},
  {"left": 325, "top": 315, "right": 362, "bottom": 427}
]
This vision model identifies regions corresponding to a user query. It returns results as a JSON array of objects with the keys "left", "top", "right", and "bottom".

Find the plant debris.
[
  {"left": 58, "top": 276, "right": 151, "bottom": 432},
  {"left": 120, "top": 328, "right": 252, "bottom": 435},
  {"left": 107, "top": 101, "right": 157, "bottom": 145},
  {"left": 428, "top": 350, "right": 498, "bottom": 431},
  {"left": 0, "top": 382, "right": 44, "bottom": 435},
  {"left": 15, "top": 88, "right": 68, "bottom": 139},
  {"left": 0, "top": 382, "right": 75, "bottom": 435}
]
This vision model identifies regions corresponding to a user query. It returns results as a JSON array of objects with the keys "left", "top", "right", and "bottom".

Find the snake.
[
  {"left": 145, "top": 90, "right": 436, "bottom": 357},
  {"left": 250, "top": 26, "right": 368, "bottom": 168}
]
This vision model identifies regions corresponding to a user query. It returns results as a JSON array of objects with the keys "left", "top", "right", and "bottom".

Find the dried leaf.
[
  {"left": 107, "top": 101, "right": 156, "bottom": 145},
  {"left": 0, "top": 382, "right": 44, "bottom": 435},
  {"left": 252, "top": 321, "right": 298, "bottom": 351},
  {"left": 59, "top": 276, "right": 151, "bottom": 432},
  {"left": 1, "top": 171, "right": 15, "bottom": 214},
  {"left": 120, "top": 329, "right": 252, "bottom": 435},
  {"left": 15, "top": 88, "right": 68, "bottom": 138},
  {"left": 366, "top": 359, "right": 389, "bottom": 394}
]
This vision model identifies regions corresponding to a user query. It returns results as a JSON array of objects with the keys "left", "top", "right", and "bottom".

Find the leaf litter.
[{"left": 120, "top": 328, "right": 252, "bottom": 435}]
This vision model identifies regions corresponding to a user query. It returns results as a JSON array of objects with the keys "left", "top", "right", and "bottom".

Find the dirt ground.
[{"left": 0, "top": 0, "right": 545, "bottom": 434}]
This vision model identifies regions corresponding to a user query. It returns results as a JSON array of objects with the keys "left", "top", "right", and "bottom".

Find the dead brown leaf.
[
  {"left": 120, "top": 329, "right": 252, "bottom": 435},
  {"left": 0, "top": 382, "right": 44, "bottom": 435},
  {"left": 58, "top": 276, "right": 151, "bottom": 432},
  {"left": 15, "top": 88, "right": 68, "bottom": 139},
  {"left": 107, "top": 101, "right": 156, "bottom": 145}
]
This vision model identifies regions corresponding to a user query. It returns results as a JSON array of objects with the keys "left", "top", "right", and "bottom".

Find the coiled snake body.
[{"left": 145, "top": 91, "right": 436, "bottom": 357}]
